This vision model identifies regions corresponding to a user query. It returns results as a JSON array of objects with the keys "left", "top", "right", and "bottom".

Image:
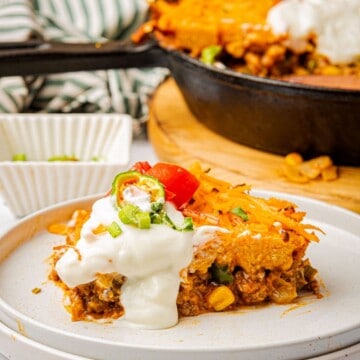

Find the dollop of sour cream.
[
  {"left": 55, "top": 191, "right": 226, "bottom": 329},
  {"left": 267, "top": 0, "right": 360, "bottom": 64}
]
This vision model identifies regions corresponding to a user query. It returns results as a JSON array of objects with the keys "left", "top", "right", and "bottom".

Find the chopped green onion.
[
  {"left": 181, "top": 217, "right": 194, "bottom": 231},
  {"left": 12, "top": 153, "right": 27, "bottom": 161},
  {"left": 201, "top": 45, "right": 222, "bottom": 65},
  {"left": 162, "top": 213, "right": 194, "bottom": 231},
  {"left": 118, "top": 204, "right": 139, "bottom": 225},
  {"left": 150, "top": 213, "right": 162, "bottom": 224},
  {"left": 12, "top": 153, "right": 100, "bottom": 162},
  {"left": 107, "top": 221, "right": 122, "bottom": 238},
  {"left": 136, "top": 212, "right": 151, "bottom": 229},
  {"left": 230, "top": 207, "right": 249, "bottom": 221},
  {"left": 151, "top": 202, "right": 164, "bottom": 213},
  {"left": 91, "top": 156, "right": 105, "bottom": 162},
  {"left": 117, "top": 196, "right": 193, "bottom": 231},
  {"left": 118, "top": 203, "right": 152, "bottom": 229},
  {"left": 48, "top": 154, "right": 79, "bottom": 161},
  {"left": 163, "top": 213, "right": 175, "bottom": 228}
]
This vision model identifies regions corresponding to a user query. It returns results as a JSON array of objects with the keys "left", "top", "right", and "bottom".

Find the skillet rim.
[{"left": 162, "top": 45, "right": 360, "bottom": 98}]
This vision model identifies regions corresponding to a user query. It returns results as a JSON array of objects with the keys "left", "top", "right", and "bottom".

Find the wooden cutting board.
[{"left": 148, "top": 78, "right": 360, "bottom": 214}]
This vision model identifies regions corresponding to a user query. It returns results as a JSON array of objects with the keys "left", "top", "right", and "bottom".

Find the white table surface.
[{"left": 0, "top": 138, "right": 159, "bottom": 235}]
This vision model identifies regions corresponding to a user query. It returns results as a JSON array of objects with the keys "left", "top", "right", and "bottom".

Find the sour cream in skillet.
[
  {"left": 267, "top": 0, "right": 360, "bottom": 64},
  {"left": 55, "top": 190, "right": 226, "bottom": 329}
]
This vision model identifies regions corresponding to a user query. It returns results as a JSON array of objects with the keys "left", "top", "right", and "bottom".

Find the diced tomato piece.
[
  {"left": 146, "top": 162, "right": 200, "bottom": 208},
  {"left": 130, "top": 161, "right": 152, "bottom": 174},
  {"left": 165, "top": 189, "right": 176, "bottom": 202}
]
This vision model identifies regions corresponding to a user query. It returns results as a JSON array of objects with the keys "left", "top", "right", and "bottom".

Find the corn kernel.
[
  {"left": 285, "top": 152, "right": 303, "bottom": 166},
  {"left": 321, "top": 65, "right": 341, "bottom": 75},
  {"left": 321, "top": 165, "right": 338, "bottom": 181},
  {"left": 207, "top": 286, "right": 235, "bottom": 311},
  {"left": 47, "top": 223, "right": 68, "bottom": 235},
  {"left": 281, "top": 164, "right": 309, "bottom": 183}
]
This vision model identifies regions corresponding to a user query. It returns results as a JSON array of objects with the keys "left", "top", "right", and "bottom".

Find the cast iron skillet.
[{"left": 0, "top": 39, "right": 359, "bottom": 166}]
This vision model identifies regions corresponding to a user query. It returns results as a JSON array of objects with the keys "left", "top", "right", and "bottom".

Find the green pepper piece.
[
  {"left": 230, "top": 207, "right": 249, "bottom": 221},
  {"left": 210, "top": 263, "right": 234, "bottom": 285},
  {"left": 201, "top": 45, "right": 222, "bottom": 65}
]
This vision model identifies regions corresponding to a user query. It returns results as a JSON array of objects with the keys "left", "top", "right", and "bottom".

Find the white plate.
[
  {"left": 0, "top": 321, "right": 90, "bottom": 360},
  {"left": 0, "top": 321, "right": 359, "bottom": 360},
  {"left": 0, "top": 193, "right": 17, "bottom": 236},
  {"left": 0, "top": 191, "right": 359, "bottom": 360}
]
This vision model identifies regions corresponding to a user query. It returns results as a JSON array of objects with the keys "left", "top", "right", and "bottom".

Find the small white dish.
[{"left": 0, "top": 114, "right": 132, "bottom": 217}]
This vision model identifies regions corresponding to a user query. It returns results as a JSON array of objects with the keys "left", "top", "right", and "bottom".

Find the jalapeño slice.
[{"left": 111, "top": 170, "right": 165, "bottom": 209}]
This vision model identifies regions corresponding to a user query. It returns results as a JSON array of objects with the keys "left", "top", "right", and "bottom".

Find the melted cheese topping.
[{"left": 267, "top": 0, "right": 360, "bottom": 64}]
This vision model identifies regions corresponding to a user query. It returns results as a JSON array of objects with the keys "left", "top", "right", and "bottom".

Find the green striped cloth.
[{"left": 0, "top": 0, "right": 169, "bottom": 135}]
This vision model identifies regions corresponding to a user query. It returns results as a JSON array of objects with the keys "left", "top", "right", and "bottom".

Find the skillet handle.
[{"left": 0, "top": 39, "right": 169, "bottom": 77}]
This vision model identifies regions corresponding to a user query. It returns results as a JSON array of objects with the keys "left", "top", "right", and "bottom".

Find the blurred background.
[{"left": 0, "top": 0, "right": 168, "bottom": 136}]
